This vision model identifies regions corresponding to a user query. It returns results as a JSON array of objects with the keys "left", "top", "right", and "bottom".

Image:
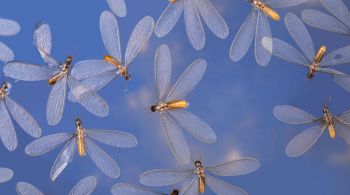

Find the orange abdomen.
[
  {"left": 166, "top": 100, "right": 189, "bottom": 110},
  {"left": 262, "top": 6, "right": 280, "bottom": 21}
]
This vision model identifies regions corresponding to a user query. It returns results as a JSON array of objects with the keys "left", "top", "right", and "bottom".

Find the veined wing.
[
  {"left": 106, "top": 0, "right": 127, "bottom": 17},
  {"left": 154, "top": 44, "right": 172, "bottom": 101},
  {"left": 0, "top": 101, "right": 17, "bottom": 151},
  {"left": 5, "top": 96, "right": 41, "bottom": 138},
  {"left": 318, "top": 67, "right": 345, "bottom": 75},
  {"left": 85, "top": 137, "right": 120, "bottom": 178},
  {"left": 333, "top": 118, "right": 350, "bottom": 145},
  {"left": 266, "top": 0, "right": 307, "bottom": 8},
  {"left": 25, "top": 132, "right": 74, "bottom": 156},
  {"left": 71, "top": 60, "right": 116, "bottom": 80},
  {"left": 206, "top": 175, "right": 248, "bottom": 195},
  {"left": 206, "top": 158, "right": 260, "bottom": 176},
  {"left": 321, "top": 0, "right": 350, "bottom": 29},
  {"left": 0, "top": 18, "right": 20, "bottom": 36},
  {"left": 16, "top": 182, "right": 44, "bottom": 195},
  {"left": 160, "top": 113, "right": 190, "bottom": 164},
  {"left": 180, "top": 176, "right": 198, "bottom": 195},
  {"left": 47, "top": 74, "right": 67, "bottom": 125},
  {"left": 0, "top": 167, "right": 13, "bottom": 183},
  {"left": 255, "top": 11, "right": 271, "bottom": 66},
  {"left": 261, "top": 37, "right": 308, "bottom": 66},
  {"left": 230, "top": 10, "right": 257, "bottom": 63},
  {"left": 69, "top": 176, "right": 97, "bottom": 195},
  {"left": 155, "top": 0, "right": 184, "bottom": 38},
  {"left": 50, "top": 137, "right": 76, "bottom": 181},
  {"left": 169, "top": 110, "right": 216, "bottom": 144},
  {"left": 140, "top": 169, "right": 193, "bottom": 186},
  {"left": 184, "top": 0, "right": 205, "bottom": 50},
  {"left": 111, "top": 183, "right": 164, "bottom": 195},
  {"left": 286, "top": 124, "right": 325, "bottom": 157},
  {"left": 0, "top": 42, "right": 14, "bottom": 62},
  {"left": 195, "top": 0, "right": 229, "bottom": 39},
  {"left": 334, "top": 74, "right": 350, "bottom": 94},
  {"left": 285, "top": 13, "right": 315, "bottom": 62},
  {"left": 4, "top": 61, "right": 57, "bottom": 81},
  {"left": 86, "top": 129, "right": 137, "bottom": 147},
  {"left": 301, "top": 10, "right": 350, "bottom": 35},
  {"left": 322, "top": 45, "right": 350, "bottom": 66},
  {"left": 100, "top": 11, "right": 122, "bottom": 62},
  {"left": 125, "top": 16, "right": 154, "bottom": 67},
  {"left": 166, "top": 59, "right": 206, "bottom": 101},
  {"left": 337, "top": 109, "right": 350, "bottom": 124},
  {"left": 273, "top": 105, "right": 318, "bottom": 125}
]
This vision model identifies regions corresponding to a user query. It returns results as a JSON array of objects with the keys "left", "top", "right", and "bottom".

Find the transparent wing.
[
  {"left": 180, "top": 176, "right": 198, "bottom": 195},
  {"left": 68, "top": 78, "right": 109, "bottom": 117},
  {"left": 255, "top": 11, "right": 271, "bottom": 66},
  {"left": 229, "top": 10, "right": 257, "bottom": 63},
  {"left": 166, "top": 59, "right": 206, "bottom": 101},
  {"left": 140, "top": 169, "right": 193, "bottom": 186},
  {"left": 69, "top": 176, "right": 97, "bottom": 195},
  {"left": 301, "top": 9, "right": 350, "bottom": 35},
  {"left": 0, "top": 42, "right": 14, "bottom": 62},
  {"left": 334, "top": 75, "right": 350, "bottom": 93},
  {"left": 321, "top": 0, "right": 350, "bottom": 29},
  {"left": 125, "top": 16, "right": 155, "bottom": 67},
  {"left": 155, "top": 44, "right": 172, "bottom": 101},
  {"left": 169, "top": 110, "right": 216, "bottom": 144},
  {"left": 261, "top": 37, "right": 308, "bottom": 66},
  {"left": 5, "top": 96, "right": 41, "bottom": 138},
  {"left": 46, "top": 75, "right": 67, "bottom": 125},
  {"left": 206, "top": 175, "right": 247, "bottom": 195},
  {"left": 318, "top": 67, "right": 345, "bottom": 75},
  {"left": 50, "top": 137, "right": 76, "bottom": 181},
  {"left": 86, "top": 129, "right": 137, "bottom": 148},
  {"left": 0, "top": 18, "right": 20, "bottom": 36},
  {"left": 322, "top": 45, "right": 350, "bottom": 66},
  {"left": 206, "top": 158, "right": 260, "bottom": 176},
  {"left": 111, "top": 183, "right": 163, "bottom": 195},
  {"left": 106, "top": 0, "right": 127, "bottom": 17},
  {"left": 16, "top": 182, "right": 44, "bottom": 195},
  {"left": 0, "top": 167, "right": 13, "bottom": 183},
  {"left": 100, "top": 11, "right": 122, "bottom": 62},
  {"left": 337, "top": 109, "right": 350, "bottom": 124},
  {"left": 266, "top": 0, "right": 308, "bottom": 8},
  {"left": 285, "top": 13, "right": 315, "bottom": 62},
  {"left": 3, "top": 61, "right": 56, "bottom": 81},
  {"left": 160, "top": 113, "right": 190, "bottom": 164},
  {"left": 334, "top": 118, "right": 350, "bottom": 145},
  {"left": 71, "top": 60, "right": 116, "bottom": 80},
  {"left": 85, "top": 137, "right": 120, "bottom": 178},
  {"left": 273, "top": 105, "right": 318, "bottom": 125},
  {"left": 155, "top": 0, "right": 184, "bottom": 37},
  {"left": 286, "top": 124, "right": 324, "bottom": 157},
  {"left": 0, "top": 101, "right": 17, "bottom": 151},
  {"left": 195, "top": 0, "right": 229, "bottom": 39},
  {"left": 184, "top": 0, "right": 205, "bottom": 50},
  {"left": 25, "top": 132, "right": 74, "bottom": 156}
]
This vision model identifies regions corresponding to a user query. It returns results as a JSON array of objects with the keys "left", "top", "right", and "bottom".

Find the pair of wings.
[
  {"left": 302, "top": 0, "right": 350, "bottom": 36},
  {"left": 229, "top": 0, "right": 307, "bottom": 66},
  {"left": 16, "top": 176, "right": 97, "bottom": 195},
  {"left": 155, "top": 44, "right": 217, "bottom": 164},
  {"left": 0, "top": 167, "right": 14, "bottom": 184},
  {"left": 155, "top": 0, "right": 228, "bottom": 50},
  {"left": 139, "top": 158, "right": 260, "bottom": 195},
  {"left": 0, "top": 18, "right": 20, "bottom": 63},
  {"left": 261, "top": 13, "right": 350, "bottom": 75},
  {"left": 274, "top": 105, "right": 350, "bottom": 157},
  {"left": 0, "top": 96, "right": 41, "bottom": 151},
  {"left": 25, "top": 128, "right": 137, "bottom": 181},
  {"left": 70, "top": 11, "right": 154, "bottom": 95},
  {"left": 106, "top": 0, "right": 127, "bottom": 17}
]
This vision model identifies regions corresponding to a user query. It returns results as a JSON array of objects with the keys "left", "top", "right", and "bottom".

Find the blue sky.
[{"left": 1, "top": 0, "right": 350, "bottom": 194}]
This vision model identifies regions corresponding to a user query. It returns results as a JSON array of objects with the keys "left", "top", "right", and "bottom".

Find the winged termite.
[
  {"left": 307, "top": 46, "right": 327, "bottom": 79},
  {"left": 0, "top": 167, "right": 13, "bottom": 183},
  {"left": 111, "top": 183, "right": 180, "bottom": 195},
  {"left": 16, "top": 176, "right": 97, "bottom": 195},
  {"left": 274, "top": 104, "right": 350, "bottom": 157},
  {"left": 25, "top": 118, "right": 137, "bottom": 181},
  {"left": 230, "top": 0, "right": 307, "bottom": 66},
  {"left": 302, "top": 0, "right": 350, "bottom": 36},
  {"left": 150, "top": 44, "right": 217, "bottom": 164},
  {"left": 155, "top": 0, "right": 229, "bottom": 50},
  {"left": 140, "top": 158, "right": 260, "bottom": 194},
  {"left": 0, "top": 82, "right": 41, "bottom": 151},
  {"left": 3, "top": 23, "right": 109, "bottom": 125}
]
